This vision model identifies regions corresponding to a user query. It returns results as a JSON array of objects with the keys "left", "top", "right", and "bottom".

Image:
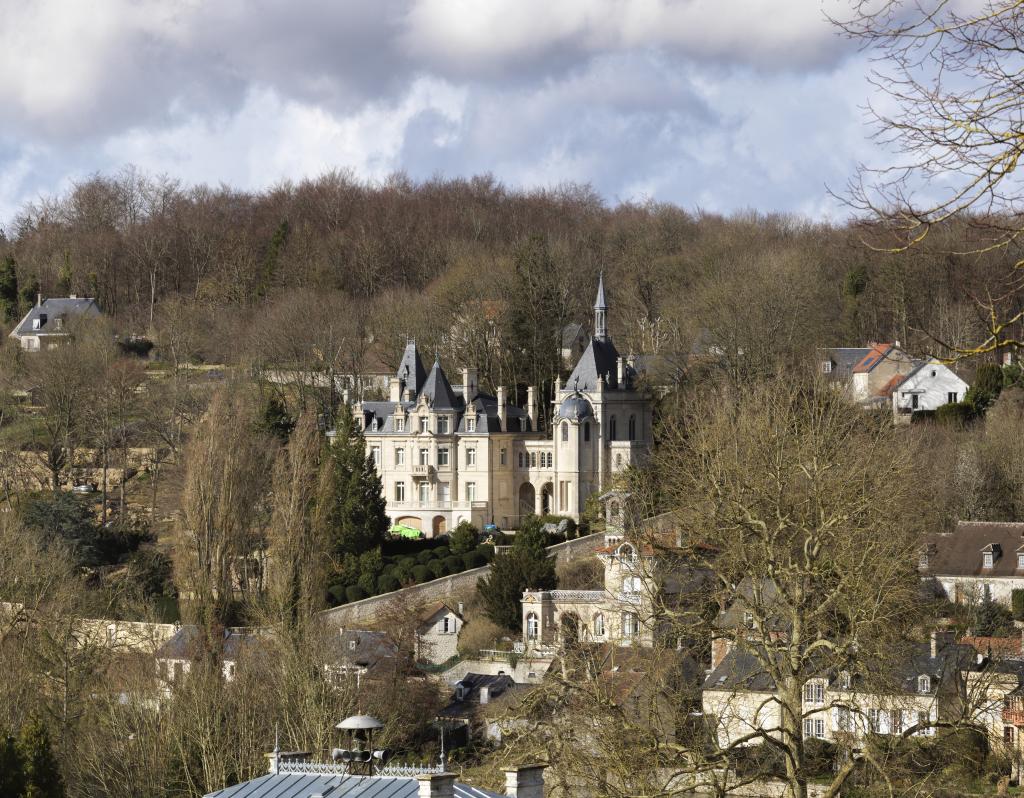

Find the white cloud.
[
  {"left": 102, "top": 77, "right": 467, "bottom": 190},
  {"left": 401, "top": 0, "right": 847, "bottom": 72}
]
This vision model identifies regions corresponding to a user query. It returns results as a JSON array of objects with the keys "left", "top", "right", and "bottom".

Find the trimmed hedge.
[{"left": 1013, "top": 589, "right": 1024, "bottom": 621}]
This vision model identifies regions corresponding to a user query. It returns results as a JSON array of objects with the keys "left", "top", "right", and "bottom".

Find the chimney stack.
[
  {"left": 462, "top": 368, "right": 478, "bottom": 401},
  {"left": 36, "top": 293, "right": 41, "bottom": 307},
  {"left": 497, "top": 386, "right": 507, "bottom": 432},
  {"left": 389, "top": 377, "right": 402, "bottom": 403},
  {"left": 616, "top": 357, "right": 625, "bottom": 386},
  {"left": 504, "top": 765, "right": 546, "bottom": 798},
  {"left": 417, "top": 773, "right": 456, "bottom": 798},
  {"left": 527, "top": 386, "right": 537, "bottom": 430}
]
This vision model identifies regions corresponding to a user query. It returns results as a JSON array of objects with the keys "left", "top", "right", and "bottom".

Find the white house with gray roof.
[
  {"left": 347, "top": 278, "right": 653, "bottom": 535},
  {"left": 8, "top": 295, "right": 101, "bottom": 351}
]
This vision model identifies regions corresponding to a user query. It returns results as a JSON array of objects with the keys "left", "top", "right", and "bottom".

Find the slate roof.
[
  {"left": 439, "top": 673, "right": 516, "bottom": 720},
  {"left": 205, "top": 773, "right": 502, "bottom": 798},
  {"left": 821, "top": 347, "right": 872, "bottom": 380},
  {"left": 923, "top": 521, "right": 1024, "bottom": 578},
  {"left": 11, "top": 297, "right": 101, "bottom": 338},
  {"left": 420, "top": 358, "right": 461, "bottom": 410},
  {"left": 561, "top": 322, "right": 586, "bottom": 349},
  {"left": 594, "top": 274, "right": 607, "bottom": 309},
  {"left": 566, "top": 337, "right": 624, "bottom": 392},
  {"left": 326, "top": 630, "right": 399, "bottom": 671},
  {"left": 154, "top": 626, "right": 255, "bottom": 662},
  {"left": 396, "top": 341, "right": 427, "bottom": 396},
  {"left": 704, "top": 638, "right": 977, "bottom": 696},
  {"left": 418, "top": 601, "right": 463, "bottom": 626}
]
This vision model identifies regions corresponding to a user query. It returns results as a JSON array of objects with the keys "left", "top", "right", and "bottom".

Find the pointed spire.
[{"left": 593, "top": 273, "right": 609, "bottom": 343}]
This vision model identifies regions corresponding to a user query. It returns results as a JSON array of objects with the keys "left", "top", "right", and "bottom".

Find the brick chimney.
[
  {"left": 417, "top": 773, "right": 456, "bottom": 798},
  {"left": 504, "top": 765, "right": 546, "bottom": 798},
  {"left": 527, "top": 386, "right": 537, "bottom": 430}
]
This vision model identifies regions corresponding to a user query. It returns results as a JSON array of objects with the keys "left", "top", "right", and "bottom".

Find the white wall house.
[
  {"left": 891, "top": 359, "right": 969, "bottom": 416},
  {"left": 8, "top": 295, "right": 101, "bottom": 351}
]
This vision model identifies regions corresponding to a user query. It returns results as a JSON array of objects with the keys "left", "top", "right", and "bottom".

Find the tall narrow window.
[
  {"left": 593, "top": 613, "right": 605, "bottom": 636},
  {"left": 518, "top": 452, "right": 525, "bottom": 468},
  {"left": 584, "top": 422, "right": 590, "bottom": 442},
  {"left": 466, "top": 482, "right": 476, "bottom": 501},
  {"left": 500, "top": 448, "right": 507, "bottom": 466},
  {"left": 526, "top": 613, "right": 539, "bottom": 640},
  {"left": 530, "top": 452, "right": 537, "bottom": 468},
  {"left": 370, "top": 446, "right": 381, "bottom": 467},
  {"left": 439, "top": 483, "right": 450, "bottom": 502},
  {"left": 419, "top": 448, "right": 429, "bottom": 466},
  {"left": 561, "top": 422, "right": 569, "bottom": 442},
  {"left": 466, "top": 416, "right": 476, "bottom": 432},
  {"left": 466, "top": 448, "right": 476, "bottom": 466},
  {"left": 609, "top": 416, "right": 617, "bottom": 440},
  {"left": 438, "top": 447, "right": 450, "bottom": 467},
  {"left": 418, "top": 482, "right": 429, "bottom": 503},
  {"left": 628, "top": 415, "right": 636, "bottom": 441},
  {"left": 395, "top": 417, "right": 405, "bottom": 432},
  {"left": 395, "top": 447, "right": 405, "bottom": 466},
  {"left": 395, "top": 482, "right": 405, "bottom": 502},
  {"left": 419, "top": 416, "right": 429, "bottom": 433},
  {"left": 438, "top": 416, "right": 449, "bottom": 434}
]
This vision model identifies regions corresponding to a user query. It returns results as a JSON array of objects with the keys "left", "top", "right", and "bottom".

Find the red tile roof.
[{"left": 852, "top": 343, "right": 893, "bottom": 374}]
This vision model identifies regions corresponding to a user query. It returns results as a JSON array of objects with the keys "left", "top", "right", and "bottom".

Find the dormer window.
[
  {"left": 1017, "top": 551, "right": 1024, "bottom": 570},
  {"left": 839, "top": 670, "right": 851, "bottom": 690},
  {"left": 919, "top": 551, "right": 929, "bottom": 570},
  {"left": 821, "top": 360, "right": 832, "bottom": 374},
  {"left": 395, "top": 417, "right": 405, "bottom": 432},
  {"left": 982, "top": 543, "right": 1001, "bottom": 569},
  {"left": 742, "top": 611, "right": 754, "bottom": 629},
  {"left": 466, "top": 416, "right": 476, "bottom": 433},
  {"left": 438, "top": 416, "right": 449, "bottom": 434},
  {"left": 419, "top": 416, "right": 429, "bottom": 433},
  {"left": 983, "top": 552, "right": 993, "bottom": 569},
  {"left": 918, "top": 675, "right": 930, "bottom": 694},
  {"left": 54, "top": 317, "right": 63, "bottom": 330}
]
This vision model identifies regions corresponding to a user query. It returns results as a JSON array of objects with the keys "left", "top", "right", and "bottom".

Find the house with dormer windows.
[
  {"left": 9, "top": 295, "right": 101, "bottom": 351},
  {"left": 920, "top": 521, "right": 1024, "bottom": 606},
  {"left": 345, "top": 278, "right": 653, "bottom": 535}
]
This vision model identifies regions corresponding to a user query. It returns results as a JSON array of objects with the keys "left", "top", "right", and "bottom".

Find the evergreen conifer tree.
[
  {"left": 0, "top": 735, "right": 26, "bottom": 798},
  {"left": 0, "top": 256, "right": 18, "bottom": 324},
  {"left": 17, "top": 718, "right": 64, "bottom": 798},
  {"left": 317, "top": 405, "right": 388, "bottom": 562},
  {"left": 477, "top": 516, "right": 557, "bottom": 629}
]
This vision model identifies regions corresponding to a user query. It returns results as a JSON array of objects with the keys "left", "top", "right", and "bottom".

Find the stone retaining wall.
[{"left": 319, "top": 531, "right": 604, "bottom": 627}]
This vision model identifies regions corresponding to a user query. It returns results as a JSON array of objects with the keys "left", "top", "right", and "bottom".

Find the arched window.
[
  {"left": 530, "top": 452, "right": 537, "bottom": 467},
  {"left": 526, "top": 613, "right": 539, "bottom": 640},
  {"left": 917, "top": 675, "right": 930, "bottom": 694},
  {"left": 593, "top": 613, "right": 605, "bottom": 637},
  {"left": 622, "top": 611, "right": 639, "bottom": 638},
  {"left": 583, "top": 422, "right": 590, "bottom": 442},
  {"left": 518, "top": 452, "right": 524, "bottom": 468},
  {"left": 628, "top": 415, "right": 636, "bottom": 441},
  {"left": 609, "top": 416, "right": 617, "bottom": 440},
  {"left": 561, "top": 422, "right": 569, "bottom": 442}
]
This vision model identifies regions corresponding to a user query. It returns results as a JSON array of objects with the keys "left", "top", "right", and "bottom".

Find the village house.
[
  {"left": 437, "top": 672, "right": 519, "bottom": 745},
  {"left": 155, "top": 625, "right": 257, "bottom": 687},
  {"left": 920, "top": 521, "right": 1024, "bottom": 606},
  {"left": 415, "top": 602, "right": 464, "bottom": 666},
  {"left": 702, "top": 632, "right": 979, "bottom": 749},
  {"left": 346, "top": 277, "right": 654, "bottom": 535},
  {"left": 821, "top": 343, "right": 968, "bottom": 420},
  {"left": 8, "top": 294, "right": 101, "bottom": 351}
]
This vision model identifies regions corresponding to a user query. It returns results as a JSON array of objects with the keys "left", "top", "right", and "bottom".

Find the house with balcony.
[
  {"left": 346, "top": 277, "right": 653, "bottom": 535},
  {"left": 520, "top": 493, "right": 693, "bottom": 652}
]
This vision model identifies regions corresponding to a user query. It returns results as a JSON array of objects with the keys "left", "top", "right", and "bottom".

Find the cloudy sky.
[{"left": 0, "top": 0, "right": 884, "bottom": 227}]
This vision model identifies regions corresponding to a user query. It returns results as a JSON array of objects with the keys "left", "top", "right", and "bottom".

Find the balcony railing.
[
  {"left": 411, "top": 465, "right": 434, "bottom": 478},
  {"left": 1003, "top": 707, "right": 1024, "bottom": 726}
]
